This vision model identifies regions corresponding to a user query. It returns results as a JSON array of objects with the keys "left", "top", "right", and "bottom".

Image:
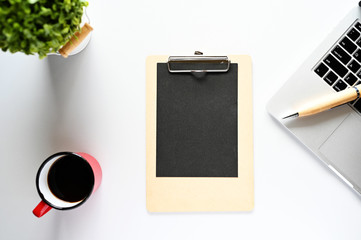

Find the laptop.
[{"left": 267, "top": 4, "right": 361, "bottom": 196}]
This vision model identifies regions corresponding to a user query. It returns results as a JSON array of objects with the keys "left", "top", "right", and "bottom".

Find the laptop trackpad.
[{"left": 319, "top": 113, "right": 361, "bottom": 188}]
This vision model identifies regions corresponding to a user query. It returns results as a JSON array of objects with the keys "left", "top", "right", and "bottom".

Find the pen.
[{"left": 283, "top": 84, "right": 361, "bottom": 119}]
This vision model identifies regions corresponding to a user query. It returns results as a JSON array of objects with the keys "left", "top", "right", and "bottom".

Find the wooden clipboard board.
[{"left": 146, "top": 54, "right": 254, "bottom": 212}]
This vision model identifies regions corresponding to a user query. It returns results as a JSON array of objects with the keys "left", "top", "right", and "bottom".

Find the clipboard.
[{"left": 146, "top": 53, "right": 254, "bottom": 212}]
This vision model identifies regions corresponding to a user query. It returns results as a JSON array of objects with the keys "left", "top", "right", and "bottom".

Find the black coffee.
[{"left": 48, "top": 154, "right": 94, "bottom": 203}]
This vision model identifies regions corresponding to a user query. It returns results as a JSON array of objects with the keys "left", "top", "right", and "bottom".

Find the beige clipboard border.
[{"left": 146, "top": 55, "right": 254, "bottom": 212}]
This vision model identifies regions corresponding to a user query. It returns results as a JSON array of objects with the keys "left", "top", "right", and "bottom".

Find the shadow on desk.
[{"left": 46, "top": 45, "right": 93, "bottom": 152}]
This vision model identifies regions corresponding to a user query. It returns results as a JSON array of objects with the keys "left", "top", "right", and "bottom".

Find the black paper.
[{"left": 156, "top": 63, "right": 238, "bottom": 177}]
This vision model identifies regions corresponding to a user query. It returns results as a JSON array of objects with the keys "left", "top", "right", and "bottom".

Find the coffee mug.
[{"left": 33, "top": 152, "right": 102, "bottom": 218}]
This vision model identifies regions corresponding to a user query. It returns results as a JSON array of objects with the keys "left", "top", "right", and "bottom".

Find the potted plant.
[{"left": 0, "top": 0, "right": 90, "bottom": 59}]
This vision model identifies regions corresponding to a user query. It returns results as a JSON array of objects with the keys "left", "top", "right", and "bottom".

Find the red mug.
[{"left": 33, "top": 152, "right": 102, "bottom": 217}]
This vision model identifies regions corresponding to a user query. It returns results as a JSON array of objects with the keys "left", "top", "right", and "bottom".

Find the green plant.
[{"left": 0, "top": 0, "right": 88, "bottom": 58}]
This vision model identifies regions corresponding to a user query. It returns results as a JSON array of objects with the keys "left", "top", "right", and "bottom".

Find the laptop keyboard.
[{"left": 314, "top": 20, "right": 361, "bottom": 113}]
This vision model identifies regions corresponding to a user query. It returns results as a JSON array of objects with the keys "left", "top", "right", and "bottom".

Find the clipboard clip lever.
[{"left": 167, "top": 52, "right": 230, "bottom": 73}]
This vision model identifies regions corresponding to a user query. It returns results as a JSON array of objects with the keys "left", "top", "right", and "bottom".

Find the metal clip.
[{"left": 167, "top": 52, "right": 230, "bottom": 73}]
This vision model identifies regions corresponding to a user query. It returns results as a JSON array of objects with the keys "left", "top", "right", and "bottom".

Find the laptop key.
[
  {"left": 354, "top": 49, "right": 361, "bottom": 63},
  {"left": 315, "top": 62, "right": 329, "bottom": 77},
  {"left": 355, "top": 22, "right": 361, "bottom": 32},
  {"left": 324, "top": 71, "right": 338, "bottom": 85},
  {"left": 340, "top": 36, "right": 357, "bottom": 54},
  {"left": 333, "top": 80, "right": 347, "bottom": 91},
  {"left": 347, "top": 59, "right": 361, "bottom": 73},
  {"left": 352, "top": 99, "right": 361, "bottom": 113},
  {"left": 332, "top": 45, "right": 352, "bottom": 64},
  {"left": 344, "top": 72, "right": 358, "bottom": 85},
  {"left": 347, "top": 28, "right": 360, "bottom": 41},
  {"left": 356, "top": 70, "right": 361, "bottom": 79},
  {"left": 356, "top": 38, "right": 361, "bottom": 48},
  {"left": 324, "top": 54, "right": 348, "bottom": 77}
]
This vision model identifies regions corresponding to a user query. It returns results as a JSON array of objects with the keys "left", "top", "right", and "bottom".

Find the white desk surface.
[{"left": 1, "top": 0, "right": 361, "bottom": 239}]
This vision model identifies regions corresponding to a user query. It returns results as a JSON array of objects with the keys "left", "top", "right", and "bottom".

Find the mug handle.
[{"left": 33, "top": 201, "right": 52, "bottom": 218}]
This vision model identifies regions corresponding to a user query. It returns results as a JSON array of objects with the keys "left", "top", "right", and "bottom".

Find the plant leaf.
[{"left": 0, "top": 0, "right": 88, "bottom": 59}]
